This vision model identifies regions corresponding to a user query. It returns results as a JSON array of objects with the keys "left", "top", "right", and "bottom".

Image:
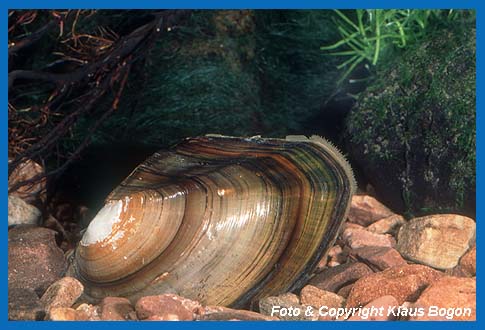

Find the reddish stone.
[
  {"left": 326, "top": 244, "right": 349, "bottom": 269},
  {"left": 336, "top": 284, "right": 354, "bottom": 299},
  {"left": 411, "top": 276, "right": 475, "bottom": 321},
  {"left": 309, "top": 262, "right": 373, "bottom": 293},
  {"left": 459, "top": 246, "right": 476, "bottom": 276},
  {"left": 47, "top": 307, "right": 89, "bottom": 321},
  {"left": 318, "top": 245, "right": 345, "bottom": 271},
  {"left": 447, "top": 266, "right": 468, "bottom": 277},
  {"left": 40, "top": 277, "right": 84, "bottom": 312},
  {"left": 341, "top": 222, "right": 364, "bottom": 232},
  {"left": 347, "top": 295, "right": 399, "bottom": 321},
  {"left": 300, "top": 285, "right": 344, "bottom": 309},
  {"left": 126, "top": 311, "right": 138, "bottom": 320},
  {"left": 8, "top": 226, "right": 66, "bottom": 296},
  {"left": 259, "top": 294, "right": 316, "bottom": 320},
  {"left": 326, "top": 261, "right": 340, "bottom": 268},
  {"left": 347, "top": 195, "right": 394, "bottom": 226},
  {"left": 8, "top": 288, "right": 44, "bottom": 320},
  {"left": 396, "top": 214, "right": 475, "bottom": 269},
  {"left": 259, "top": 292, "right": 300, "bottom": 307},
  {"left": 342, "top": 227, "right": 395, "bottom": 250},
  {"left": 366, "top": 214, "right": 406, "bottom": 235},
  {"left": 328, "top": 245, "right": 343, "bottom": 258},
  {"left": 100, "top": 297, "right": 134, "bottom": 320},
  {"left": 446, "top": 245, "right": 476, "bottom": 279},
  {"left": 351, "top": 246, "right": 407, "bottom": 271},
  {"left": 145, "top": 315, "right": 181, "bottom": 321},
  {"left": 317, "top": 258, "right": 327, "bottom": 271},
  {"left": 75, "top": 303, "right": 101, "bottom": 321},
  {"left": 135, "top": 294, "right": 199, "bottom": 320},
  {"left": 346, "top": 264, "right": 444, "bottom": 308}
]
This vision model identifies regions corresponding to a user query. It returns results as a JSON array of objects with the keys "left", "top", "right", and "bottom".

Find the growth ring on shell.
[{"left": 72, "top": 135, "right": 355, "bottom": 307}]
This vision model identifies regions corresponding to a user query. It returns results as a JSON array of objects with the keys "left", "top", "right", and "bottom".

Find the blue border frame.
[{"left": 3, "top": 1, "right": 481, "bottom": 329}]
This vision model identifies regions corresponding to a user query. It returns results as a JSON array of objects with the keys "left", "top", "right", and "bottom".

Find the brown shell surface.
[{"left": 73, "top": 135, "right": 355, "bottom": 307}]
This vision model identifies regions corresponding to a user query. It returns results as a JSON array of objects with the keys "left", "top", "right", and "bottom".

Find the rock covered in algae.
[{"left": 347, "top": 25, "right": 476, "bottom": 216}]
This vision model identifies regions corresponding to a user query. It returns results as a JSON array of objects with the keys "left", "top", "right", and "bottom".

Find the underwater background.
[{"left": 8, "top": 10, "right": 476, "bottom": 218}]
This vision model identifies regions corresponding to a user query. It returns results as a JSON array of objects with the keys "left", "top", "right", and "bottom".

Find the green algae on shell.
[{"left": 72, "top": 135, "right": 356, "bottom": 307}]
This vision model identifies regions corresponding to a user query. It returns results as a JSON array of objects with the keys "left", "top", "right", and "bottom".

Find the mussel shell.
[{"left": 73, "top": 135, "right": 355, "bottom": 307}]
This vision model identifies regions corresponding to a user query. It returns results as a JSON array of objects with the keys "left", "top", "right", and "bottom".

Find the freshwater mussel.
[{"left": 71, "top": 135, "right": 355, "bottom": 307}]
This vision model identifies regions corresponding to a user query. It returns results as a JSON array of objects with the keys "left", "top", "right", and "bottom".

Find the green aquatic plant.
[{"left": 322, "top": 9, "right": 471, "bottom": 83}]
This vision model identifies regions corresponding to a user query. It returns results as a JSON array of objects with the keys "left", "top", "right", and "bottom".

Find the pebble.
[
  {"left": 8, "top": 159, "right": 46, "bottom": 203},
  {"left": 459, "top": 246, "right": 476, "bottom": 276},
  {"left": 366, "top": 214, "right": 406, "bottom": 235},
  {"left": 318, "top": 245, "right": 346, "bottom": 271},
  {"left": 327, "top": 260, "right": 341, "bottom": 268},
  {"left": 309, "top": 262, "right": 373, "bottom": 292},
  {"left": 258, "top": 293, "right": 300, "bottom": 309},
  {"left": 347, "top": 195, "right": 394, "bottom": 226},
  {"left": 300, "top": 285, "right": 344, "bottom": 309},
  {"left": 135, "top": 294, "right": 199, "bottom": 320},
  {"left": 76, "top": 303, "right": 101, "bottom": 320},
  {"left": 446, "top": 265, "right": 471, "bottom": 278},
  {"left": 8, "top": 288, "right": 45, "bottom": 320},
  {"left": 46, "top": 304, "right": 101, "bottom": 321},
  {"left": 336, "top": 284, "right": 354, "bottom": 299},
  {"left": 100, "top": 297, "right": 134, "bottom": 320},
  {"left": 397, "top": 214, "right": 475, "bottom": 269},
  {"left": 8, "top": 226, "right": 66, "bottom": 296},
  {"left": 270, "top": 292, "right": 301, "bottom": 305},
  {"left": 145, "top": 315, "right": 180, "bottom": 321},
  {"left": 346, "top": 264, "right": 444, "bottom": 308},
  {"left": 342, "top": 227, "right": 395, "bottom": 249},
  {"left": 410, "top": 276, "right": 476, "bottom": 321},
  {"left": 47, "top": 307, "right": 89, "bottom": 321},
  {"left": 350, "top": 246, "right": 407, "bottom": 271},
  {"left": 40, "top": 277, "right": 84, "bottom": 312},
  {"left": 197, "top": 306, "right": 278, "bottom": 321},
  {"left": 347, "top": 295, "right": 399, "bottom": 321},
  {"left": 259, "top": 293, "right": 316, "bottom": 320},
  {"left": 341, "top": 222, "right": 364, "bottom": 232},
  {"left": 328, "top": 245, "right": 343, "bottom": 258},
  {"left": 8, "top": 195, "right": 41, "bottom": 227}
]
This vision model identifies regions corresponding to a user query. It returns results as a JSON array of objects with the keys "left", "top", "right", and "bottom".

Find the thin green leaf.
[
  {"left": 337, "top": 27, "right": 367, "bottom": 49},
  {"left": 336, "top": 55, "right": 359, "bottom": 69},
  {"left": 320, "top": 39, "right": 353, "bottom": 50},
  {"left": 337, "top": 56, "right": 365, "bottom": 85},
  {"left": 320, "top": 30, "right": 362, "bottom": 50},
  {"left": 356, "top": 10, "right": 366, "bottom": 37},
  {"left": 366, "top": 34, "right": 405, "bottom": 41},
  {"left": 335, "top": 9, "right": 360, "bottom": 31},
  {"left": 330, "top": 50, "right": 359, "bottom": 56},
  {"left": 394, "top": 20, "right": 406, "bottom": 47},
  {"left": 372, "top": 10, "right": 381, "bottom": 65}
]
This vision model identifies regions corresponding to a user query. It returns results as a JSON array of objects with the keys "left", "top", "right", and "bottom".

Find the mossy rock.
[{"left": 346, "top": 26, "right": 475, "bottom": 217}]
